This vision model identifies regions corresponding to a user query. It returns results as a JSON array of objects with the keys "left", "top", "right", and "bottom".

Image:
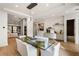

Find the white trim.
[
  {"left": 64, "top": 13, "right": 79, "bottom": 44},
  {"left": 0, "top": 42, "right": 8, "bottom": 47},
  {"left": 3, "top": 8, "right": 30, "bottom": 17}
]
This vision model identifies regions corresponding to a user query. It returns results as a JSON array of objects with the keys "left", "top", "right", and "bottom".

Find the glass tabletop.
[
  {"left": 17, "top": 37, "right": 57, "bottom": 50},
  {"left": 24, "top": 39, "right": 56, "bottom": 50}
]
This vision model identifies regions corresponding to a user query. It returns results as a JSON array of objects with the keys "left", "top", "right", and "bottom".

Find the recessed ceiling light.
[{"left": 15, "top": 5, "right": 19, "bottom": 7}]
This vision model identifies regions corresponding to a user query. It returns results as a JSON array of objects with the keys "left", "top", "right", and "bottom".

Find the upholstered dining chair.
[
  {"left": 41, "top": 42, "right": 60, "bottom": 56},
  {"left": 16, "top": 38, "right": 37, "bottom": 56}
]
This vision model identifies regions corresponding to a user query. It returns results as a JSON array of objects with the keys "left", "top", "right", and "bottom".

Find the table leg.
[{"left": 37, "top": 48, "right": 41, "bottom": 56}]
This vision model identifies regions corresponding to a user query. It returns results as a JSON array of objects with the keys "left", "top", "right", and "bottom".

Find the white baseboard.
[{"left": 0, "top": 42, "right": 8, "bottom": 47}]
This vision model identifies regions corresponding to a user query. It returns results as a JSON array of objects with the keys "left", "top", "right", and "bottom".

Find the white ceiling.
[{"left": 0, "top": 3, "right": 79, "bottom": 24}]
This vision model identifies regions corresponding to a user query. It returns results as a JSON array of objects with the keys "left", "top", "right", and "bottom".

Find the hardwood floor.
[
  {"left": 59, "top": 40, "right": 79, "bottom": 56},
  {"left": 0, "top": 37, "right": 19, "bottom": 56},
  {"left": 0, "top": 37, "right": 79, "bottom": 56}
]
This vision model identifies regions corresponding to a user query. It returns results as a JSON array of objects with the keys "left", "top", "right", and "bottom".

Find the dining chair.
[
  {"left": 16, "top": 38, "right": 37, "bottom": 56},
  {"left": 41, "top": 42, "right": 60, "bottom": 56}
]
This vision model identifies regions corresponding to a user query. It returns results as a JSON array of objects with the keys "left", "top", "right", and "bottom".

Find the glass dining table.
[{"left": 18, "top": 37, "right": 58, "bottom": 56}]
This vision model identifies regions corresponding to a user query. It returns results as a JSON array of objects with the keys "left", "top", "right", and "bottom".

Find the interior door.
[
  {"left": 67, "top": 19, "right": 74, "bottom": 42},
  {"left": 67, "top": 19, "right": 74, "bottom": 36}
]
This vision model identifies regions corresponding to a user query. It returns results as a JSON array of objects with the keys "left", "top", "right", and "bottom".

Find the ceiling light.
[
  {"left": 27, "top": 3, "right": 38, "bottom": 9},
  {"left": 15, "top": 5, "right": 19, "bottom": 7}
]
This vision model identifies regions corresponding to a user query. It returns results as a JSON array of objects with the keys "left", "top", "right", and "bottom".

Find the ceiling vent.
[{"left": 27, "top": 3, "right": 38, "bottom": 9}]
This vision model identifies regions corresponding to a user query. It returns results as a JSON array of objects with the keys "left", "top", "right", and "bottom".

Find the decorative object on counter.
[
  {"left": 46, "top": 27, "right": 52, "bottom": 33},
  {"left": 38, "top": 23, "right": 44, "bottom": 31},
  {"left": 46, "top": 27, "right": 55, "bottom": 33},
  {"left": 60, "top": 30, "right": 63, "bottom": 34},
  {"left": 54, "top": 31, "right": 57, "bottom": 34},
  {"left": 46, "top": 28, "right": 50, "bottom": 33}
]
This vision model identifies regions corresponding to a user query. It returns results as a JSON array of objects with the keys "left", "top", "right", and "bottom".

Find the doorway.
[{"left": 67, "top": 19, "right": 75, "bottom": 43}]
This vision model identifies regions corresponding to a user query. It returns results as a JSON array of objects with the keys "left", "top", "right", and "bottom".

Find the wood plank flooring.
[
  {"left": 0, "top": 37, "right": 79, "bottom": 56},
  {"left": 0, "top": 37, "right": 18, "bottom": 56},
  {"left": 59, "top": 40, "right": 79, "bottom": 56}
]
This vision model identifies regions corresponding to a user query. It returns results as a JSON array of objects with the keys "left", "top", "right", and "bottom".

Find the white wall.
[
  {"left": 45, "top": 16, "right": 64, "bottom": 33},
  {"left": 34, "top": 16, "right": 64, "bottom": 35},
  {"left": 75, "top": 12, "right": 79, "bottom": 44},
  {"left": 0, "top": 11, "right": 8, "bottom": 47}
]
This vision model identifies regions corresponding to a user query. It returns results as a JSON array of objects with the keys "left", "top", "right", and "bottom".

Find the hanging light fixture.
[
  {"left": 27, "top": 3, "right": 38, "bottom": 9},
  {"left": 26, "top": 3, "right": 38, "bottom": 21}
]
